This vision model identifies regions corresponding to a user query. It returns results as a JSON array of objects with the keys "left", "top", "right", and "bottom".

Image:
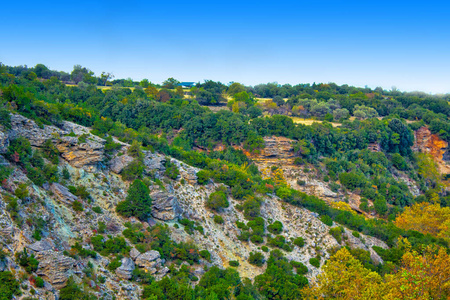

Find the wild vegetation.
[{"left": 1, "top": 62, "right": 450, "bottom": 299}]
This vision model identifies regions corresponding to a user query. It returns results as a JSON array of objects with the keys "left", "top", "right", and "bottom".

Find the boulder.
[
  {"left": 151, "top": 191, "right": 181, "bottom": 221},
  {"left": 109, "top": 154, "right": 134, "bottom": 174},
  {"left": 27, "top": 239, "right": 55, "bottom": 252},
  {"left": 143, "top": 153, "right": 165, "bottom": 173},
  {"left": 129, "top": 248, "right": 141, "bottom": 260},
  {"left": 116, "top": 257, "right": 135, "bottom": 280},
  {"left": 35, "top": 251, "right": 76, "bottom": 289},
  {"left": 49, "top": 183, "right": 78, "bottom": 205},
  {"left": 135, "top": 250, "right": 161, "bottom": 270}
]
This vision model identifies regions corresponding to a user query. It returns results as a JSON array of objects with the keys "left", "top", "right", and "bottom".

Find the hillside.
[{"left": 1, "top": 63, "right": 450, "bottom": 299}]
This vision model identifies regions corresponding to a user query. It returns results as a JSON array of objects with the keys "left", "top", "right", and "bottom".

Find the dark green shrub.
[
  {"left": 16, "top": 249, "right": 39, "bottom": 273},
  {"left": 164, "top": 159, "right": 179, "bottom": 180},
  {"left": 290, "top": 261, "right": 308, "bottom": 275},
  {"left": 35, "top": 276, "right": 44, "bottom": 288},
  {"left": 121, "top": 159, "right": 144, "bottom": 181},
  {"left": 309, "top": 257, "right": 320, "bottom": 268},
  {"left": 7, "top": 136, "right": 32, "bottom": 164},
  {"left": 0, "top": 271, "right": 20, "bottom": 299},
  {"left": 92, "top": 206, "right": 102, "bottom": 214},
  {"left": 196, "top": 170, "right": 211, "bottom": 185},
  {"left": 0, "top": 108, "right": 11, "bottom": 129},
  {"left": 267, "top": 221, "right": 283, "bottom": 234},
  {"left": 116, "top": 179, "right": 152, "bottom": 221},
  {"left": 14, "top": 183, "right": 29, "bottom": 199},
  {"left": 98, "top": 221, "right": 106, "bottom": 234},
  {"left": 206, "top": 190, "right": 229, "bottom": 211},
  {"left": 199, "top": 250, "right": 211, "bottom": 262},
  {"left": 229, "top": 260, "right": 239, "bottom": 267},
  {"left": 250, "top": 234, "right": 264, "bottom": 244},
  {"left": 213, "top": 215, "right": 224, "bottom": 224},
  {"left": 320, "top": 215, "right": 333, "bottom": 226},
  {"left": 293, "top": 237, "right": 305, "bottom": 248},
  {"left": 42, "top": 139, "right": 60, "bottom": 164},
  {"left": 248, "top": 251, "right": 265, "bottom": 266},
  {"left": 261, "top": 246, "right": 269, "bottom": 252},
  {"left": 352, "top": 231, "right": 361, "bottom": 238},
  {"left": 72, "top": 200, "right": 83, "bottom": 212},
  {"left": 329, "top": 227, "right": 344, "bottom": 243}
]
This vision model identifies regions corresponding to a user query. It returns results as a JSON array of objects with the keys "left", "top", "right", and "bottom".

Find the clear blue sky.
[{"left": 1, "top": 0, "right": 449, "bottom": 93}]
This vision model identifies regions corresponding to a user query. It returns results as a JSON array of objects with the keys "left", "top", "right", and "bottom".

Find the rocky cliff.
[{"left": 0, "top": 115, "right": 387, "bottom": 299}]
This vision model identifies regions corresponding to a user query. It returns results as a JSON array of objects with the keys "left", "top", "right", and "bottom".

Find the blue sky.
[{"left": 1, "top": 0, "right": 449, "bottom": 93}]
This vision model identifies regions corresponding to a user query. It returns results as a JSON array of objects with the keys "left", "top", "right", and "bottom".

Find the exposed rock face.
[
  {"left": 129, "top": 248, "right": 141, "bottom": 260},
  {"left": 6, "top": 114, "right": 105, "bottom": 170},
  {"left": 8, "top": 114, "right": 59, "bottom": 146},
  {"left": 49, "top": 183, "right": 78, "bottom": 205},
  {"left": 413, "top": 126, "right": 450, "bottom": 173},
  {"left": 0, "top": 130, "right": 8, "bottom": 153},
  {"left": 35, "top": 251, "right": 76, "bottom": 289},
  {"left": 260, "top": 136, "right": 295, "bottom": 159},
  {"left": 27, "top": 239, "right": 55, "bottom": 252},
  {"left": 116, "top": 257, "right": 135, "bottom": 280},
  {"left": 135, "top": 250, "right": 162, "bottom": 274},
  {"left": 151, "top": 191, "right": 181, "bottom": 221},
  {"left": 143, "top": 153, "right": 166, "bottom": 174},
  {"left": 55, "top": 136, "right": 105, "bottom": 170},
  {"left": 109, "top": 155, "right": 134, "bottom": 174}
]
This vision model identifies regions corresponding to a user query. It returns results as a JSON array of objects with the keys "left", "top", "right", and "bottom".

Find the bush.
[
  {"left": 293, "top": 237, "right": 305, "bottom": 248},
  {"left": 72, "top": 200, "right": 83, "bottom": 212},
  {"left": 7, "top": 136, "right": 32, "bottom": 164},
  {"left": 121, "top": 159, "right": 144, "bottom": 181},
  {"left": 320, "top": 215, "right": 333, "bottom": 226},
  {"left": 14, "top": 183, "right": 29, "bottom": 199},
  {"left": 250, "top": 234, "right": 264, "bottom": 244},
  {"left": 329, "top": 227, "right": 344, "bottom": 243},
  {"left": 206, "top": 190, "right": 229, "bottom": 211},
  {"left": 248, "top": 251, "right": 265, "bottom": 266},
  {"left": 213, "top": 215, "right": 224, "bottom": 224},
  {"left": 374, "top": 196, "right": 388, "bottom": 216},
  {"left": 339, "top": 172, "right": 367, "bottom": 190},
  {"left": 92, "top": 206, "right": 102, "bottom": 214},
  {"left": 35, "top": 276, "right": 44, "bottom": 288},
  {"left": 261, "top": 246, "right": 269, "bottom": 252},
  {"left": 197, "top": 170, "right": 211, "bottom": 185},
  {"left": 116, "top": 179, "right": 152, "bottom": 221},
  {"left": 199, "top": 250, "right": 211, "bottom": 262},
  {"left": 164, "top": 159, "right": 179, "bottom": 180},
  {"left": 291, "top": 261, "right": 308, "bottom": 275},
  {"left": 267, "top": 221, "right": 283, "bottom": 234},
  {"left": 229, "top": 260, "right": 239, "bottom": 267},
  {"left": 309, "top": 257, "right": 320, "bottom": 268},
  {"left": 0, "top": 108, "right": 11, "bottom": 129},
  {"left": 17, "top": 249, "right": 39, "bottom": 273},
  {"left": 42, "top": 140, "right": 60, "bottom": 164},
  {"left": 352, "top": 231, "right": 361, "bottom": 238},
  {"left": 0, "top": 271, "right": 20, "bottom": 299}
]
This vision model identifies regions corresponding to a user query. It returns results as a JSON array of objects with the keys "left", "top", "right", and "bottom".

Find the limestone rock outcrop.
[
  {"left": 49, "top": 183, "right": 78, "bottom": 205},
  {"left": 109, "top": 154, "right": 134, "bottom": 174},
  {"left": 35, "top": 251, "right": 76, "bottom": 289},
  {"left": 116, "top": 257, "right": 135, "bottom": 280},
  {"left": 151, "top": 191, "right": 181, "bottom": 221},
  {"left": 135, "top": 250, "right": 162, "bottom": 274}
]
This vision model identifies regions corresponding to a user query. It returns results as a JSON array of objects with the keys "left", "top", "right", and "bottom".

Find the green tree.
[{"left": 116, "top": 179, "right": 152, "bottom": 221}]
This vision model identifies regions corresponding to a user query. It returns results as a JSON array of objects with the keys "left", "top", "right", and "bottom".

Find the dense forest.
[{"left": 1, "top": 62, "right": 450, "bottom": 299}]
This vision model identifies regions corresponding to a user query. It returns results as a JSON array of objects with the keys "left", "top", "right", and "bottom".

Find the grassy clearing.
[{"left": 291, "top": 117, "right": 341, "bottom": 127}]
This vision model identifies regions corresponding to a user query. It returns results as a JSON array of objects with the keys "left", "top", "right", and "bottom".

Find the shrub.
[
  {"left": 35, "top": 276, "right": 44, "bottom": 288},
  {"left": 248, "top": 251, "right": 265, "bottom": 266},
  {"left": 0, "top": 271, "right": 20, "bottom": 299},
  {"left": 374, "top": 196, "right": 388, "bottom": 216},
  {"left": 17, "top": 249, "right": 39, "bottom": 273},
  {"left": 116, "top": 179, "right": 152, "bottom": 221},
  {"left": 320, "top": 215, "right": 333, "bottom": 226},
  {"left": 42, "top": 139, "right": 60, "bottom": 164},
  {"left": 164, "top": 159, "right": 179, "bottom": 180},
  {"left": 7, "top": 136, "right": 32, "bottom": 164},
  {"left": 338, "top": 172, "right": 367, "bottom": 190},
  {"left": 250, "top": 234, "right": 264, "bottom": 244},
  {"left": 213, "top": 215, "right": 224, "bottom": 224},
  {"left": 197, "top": 170, "right": 211, "bottom": 185},
  {"left": 261, "top": 246, "right": 269, "bottom": 252},
  {"left": 121, "top": 159, "right": 144, "bottom": 181},
  {"left": 14, "top": 183, "right": 29, "bottom": 199},
  {"left": 293, "top": 237, "right": 305, "bottom": 248},
  {"left": 72, "top": 200, "right": 83, "bottom": 212},
  {"left": 98, "top": 221, "right": 106, "bottom": 234},
  {"left": 309, "top": 257, "right": 320, "bottom": 268},
  {"left": 229, "top": 260, "right": 239, "bottom": 267},
  {"left": 199, "top": 250, "right": 211, "bottom": 262},
  {"left": 206, "top": 190, "right": 229, "bottom": 211},
  {"left": 0, "top": 108, "right": 11, "bottom": 129},
  {"left": 352, "top": 231, "right": 361, "bottom": 238},
  {"left": 329, "top": 227, "right": 344, "bottom": 243},
  {"left": 267, "top": 221, "right": 283, "bottom": 234},
  {"left": 92, "top": 206, "right": 102, "bottom": 214},
  {"left": 291, "top": 261, "right": 308, "bottom": 275}
]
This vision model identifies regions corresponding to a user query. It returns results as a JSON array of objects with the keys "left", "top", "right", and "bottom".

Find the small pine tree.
[{"left": 116, "top": 179, "right": 152, "bottom": 221}]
